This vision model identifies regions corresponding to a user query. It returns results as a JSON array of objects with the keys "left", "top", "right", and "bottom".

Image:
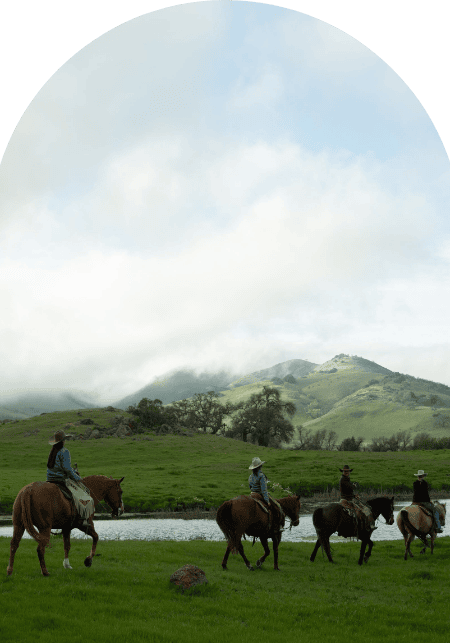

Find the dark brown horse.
[
  {"left": 310, "top": 496, "right": 395, "bottom": 565},
  {"left": 7, "top": 475, "right": 124, "bottom": 576},
  {"left": 216, "top": 494, "right": 301, "bottom": 571},
  {"left": 397, "top": 501, "right": 446, "bottom": 559}
]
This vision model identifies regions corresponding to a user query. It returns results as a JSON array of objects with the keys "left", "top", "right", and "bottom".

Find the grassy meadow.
[
  {"left": 2, "top": 409, "right": 450, "bottom": 513},
  {"left": 1, "top": 537, "right": 450, "bottom": 643}
]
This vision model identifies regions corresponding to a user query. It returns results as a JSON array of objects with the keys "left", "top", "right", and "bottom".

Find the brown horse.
[
  {"left": 397, "top": 501, "right": 446, "bottom": 560},
  {"left": 7, "top": 475, "right": 124, "bottom": 576},
  {"left": 216, "top": 494, "right": 301, "bottom": 571},
  {"left": 310, "top": 496, "right": 395, "bottom": 565}
]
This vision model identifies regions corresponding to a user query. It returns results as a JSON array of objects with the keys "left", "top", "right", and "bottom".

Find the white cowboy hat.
[
  {"left": 48, "top": 430, "right": 73, "bottom": 445},
  {"left": 249, "top": 457, "right": 265, "bottom": 470},
  {"left": 414, "top": 470, "right": 428, "bottom": 477}
]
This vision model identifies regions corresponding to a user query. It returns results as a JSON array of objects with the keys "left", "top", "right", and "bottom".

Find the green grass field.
[
  {"left": 1, "top": 537, "right": 450, "bottom": 643},
  {"left": 2, "top": 409, "right": 450, "bottom": 513}
]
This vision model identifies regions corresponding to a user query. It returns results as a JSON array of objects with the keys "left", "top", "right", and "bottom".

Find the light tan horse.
[
  {"left": 397, "top": 501, "right": 446, "bottom": 560},
  {"left": 7, "top": 475, "right": 124, "bottom": 576}
]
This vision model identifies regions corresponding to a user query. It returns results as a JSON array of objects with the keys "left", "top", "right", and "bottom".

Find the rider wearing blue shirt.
[
  {"left": 248, "top": 457, "right": 270, "bottom": 505},
  {"left": 47, "top": 431, "right": 81, "bottom": 482}
]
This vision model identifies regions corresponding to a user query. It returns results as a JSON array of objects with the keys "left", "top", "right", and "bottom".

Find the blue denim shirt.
[
  {"left": 47, "top": 447, "right": 81, "bottom": 482},
  {"left": 248, "top": 469, "right": 270, "bottom": 503}
]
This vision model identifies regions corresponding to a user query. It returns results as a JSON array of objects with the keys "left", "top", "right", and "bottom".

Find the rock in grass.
[{"left": 169, "top": 564, "right": 208, "bottom": 593}]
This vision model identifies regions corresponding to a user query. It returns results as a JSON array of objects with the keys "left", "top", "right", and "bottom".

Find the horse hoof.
[
  {"left": 222, "top": 566, "right": 228, "bottom": 571},
  {"left": 247, "top": 566, "right": 254, "bottom": 571},
  {"left": 84, "top": 557, "right": 93, "bottom": 567},
  {"left": 42, "top": 570, "right": 50, "bottom": 576},
  {"left": 6, "top": 568, "right": 12, "bottom": 576}
]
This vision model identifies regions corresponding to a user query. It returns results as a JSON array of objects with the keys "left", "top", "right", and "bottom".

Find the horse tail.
[
  {"left": 312, "top": 507, "right": 324, "bottom": 530},
  {"left": 20, "top": 486, "right": 43, "bottom": 544},
  {"left": 216, "top": 501, "right": 238, "bottom": 553},
  {"left": 400, "top": 510, "right": 426, "bottom": 542}
]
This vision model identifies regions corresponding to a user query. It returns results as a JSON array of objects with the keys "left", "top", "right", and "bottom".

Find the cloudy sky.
[{"left": 1, "top": 0, "right": 450, "bottom": 403}]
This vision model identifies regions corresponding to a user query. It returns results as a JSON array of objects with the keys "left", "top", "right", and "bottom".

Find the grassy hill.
[
  {"left": 2, "top": 355, "right": 450, "bottom": 448},
  {"left": 216, "top": 362, "right": 450, "bottom": 445},
  {"left": 2, "top": 407, "right": 450, "bottom": 514}
]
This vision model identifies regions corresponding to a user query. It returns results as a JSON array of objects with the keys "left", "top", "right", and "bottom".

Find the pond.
[{"left": 0, "top": 501, "right": 446, "bottom": 543}]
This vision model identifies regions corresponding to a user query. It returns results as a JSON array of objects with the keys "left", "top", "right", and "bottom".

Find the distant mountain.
[
  {"left": 313, "top": 354, "right": 392, "bottom": 375},
  {"left": 227, "top": 358, "right": 317, "bottom": 388},
  {"left": 0, "top": 389, "right": 100, "bottom": 420},
  {"left": 113, "top": 369, "right": 239, "bottom": 409}
]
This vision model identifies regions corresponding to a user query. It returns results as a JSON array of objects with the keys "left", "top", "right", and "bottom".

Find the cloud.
[{"left": 227, "top": 63, "right": 285, "bottom": 111}]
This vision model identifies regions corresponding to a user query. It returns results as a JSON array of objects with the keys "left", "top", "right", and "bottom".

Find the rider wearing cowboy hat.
[
  {"left": 339, "top": 464, "right": 377, "bottom": 531},
  {"left": 248, "top": 457, "right": 284, "bottom": 524},
  {"left": 47, "top": 430, "right": 90, "bottom": 527},
  {"left": 412, "top": 469, "right": 443, "bottom": 533},
  {"left": 248, "top": 457, "right": 271, "bottom": 507}
]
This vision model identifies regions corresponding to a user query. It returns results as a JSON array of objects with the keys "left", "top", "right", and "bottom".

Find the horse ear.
[{"left": 118, "top": 477, "right": 125, "bottom": 483}]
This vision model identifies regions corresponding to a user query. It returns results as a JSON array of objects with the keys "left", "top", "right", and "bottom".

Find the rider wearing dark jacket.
[
  {"left": 412, "top": 470, "right": 443, "bottom": 533},
  {"left": 339, "top": 464, "right": 377, "bottom": 531}
]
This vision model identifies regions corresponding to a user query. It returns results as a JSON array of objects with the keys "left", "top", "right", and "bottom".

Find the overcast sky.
[{"left": 1, "top": 1, "right": 450, "bottom": 403}]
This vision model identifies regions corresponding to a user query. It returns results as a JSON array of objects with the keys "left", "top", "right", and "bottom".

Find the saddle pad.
[{"left": 65, "top": 478, "right": 95, "bottom": 519}]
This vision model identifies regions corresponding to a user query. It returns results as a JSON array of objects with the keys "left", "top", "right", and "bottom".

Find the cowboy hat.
[
  {"left": 249, "top": 457, "right": 266, "bottom": 470},
  {"left": 413, "top": 470, "right": 427, "bottom": 477},
  {"left": 48, "top": 430, "right": 73, "bottom": 445},
  {"left": 339, "top": 465, "right": 353, "bottom": 472}
]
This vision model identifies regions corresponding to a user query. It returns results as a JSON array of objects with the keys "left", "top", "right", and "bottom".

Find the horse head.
[
  {"left": 280, "top": 494, "right": 301, "bottom": 527},
  {"left": 381, "top": 496, "right": 395, "bottom": 525},
  {"left": 105, "top": 477, "right": 125, "bottom": 518},
  {"left": 437, "top": 501, "right": 446, "bottom": 527}
]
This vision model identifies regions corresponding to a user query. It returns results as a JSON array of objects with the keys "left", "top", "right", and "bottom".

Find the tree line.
[
  {"left": 126, "top": 386, "right": 295, "bottom": 447},
  {"left": 126, "top": 390, "right": 450, "bottom": 451}
]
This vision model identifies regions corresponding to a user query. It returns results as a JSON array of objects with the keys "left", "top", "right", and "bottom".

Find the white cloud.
[{"left": 227, "top": 63, "right": 285, "bottom": 111}]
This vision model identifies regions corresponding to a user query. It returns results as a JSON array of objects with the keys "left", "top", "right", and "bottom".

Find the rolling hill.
[{"left": 2, "top": 354, "right": 450, "bottom": 446}]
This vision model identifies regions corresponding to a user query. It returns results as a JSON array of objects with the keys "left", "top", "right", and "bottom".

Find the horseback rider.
[
  {"left": 47, "top": 430, "right": 91, "bottom": 527},
  {"left": 248, "top": 457, "right": 284, "bottom": 525},
  {"left": 339, "top": 464, "right": 377, "bottom": 531},
  {"left": 412, "top": 469, "right": 443, "bottom": 533}
]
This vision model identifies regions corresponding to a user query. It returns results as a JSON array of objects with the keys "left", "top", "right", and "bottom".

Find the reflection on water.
[{"left": 0, "top": 501, "right": 446, "bottom": 543}]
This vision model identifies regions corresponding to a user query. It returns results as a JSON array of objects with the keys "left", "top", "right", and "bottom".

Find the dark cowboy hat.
[
  {"left": 48, "top": 430, "right": 73, "bottom": 445},
  {"left": 339, "top": 465, "right": 353, "bottom": 472}
]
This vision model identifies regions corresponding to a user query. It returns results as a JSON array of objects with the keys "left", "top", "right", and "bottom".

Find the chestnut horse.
[
  {"left": 310, "top": 496, "right": 395, "bottom": 565},
  {"left": 7, "top": 475, "right": 124, "bottom": 576},
  {"left": 397, "top": 501, "right": 446, "bottom": 560},
  {"left": 216, "top": 494, "right": 301, "bottom": 571}
]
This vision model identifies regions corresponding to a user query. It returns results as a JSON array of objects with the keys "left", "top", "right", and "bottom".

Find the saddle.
[
  {"left": 249, "top": 493, "right": 285, "bottom": 534},
  {"left": 412, "top": 502, "right": 434, "bottom": 518}
]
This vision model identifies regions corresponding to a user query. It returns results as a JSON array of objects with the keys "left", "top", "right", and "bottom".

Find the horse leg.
[
  {"left": 237, "top": 540, "right": 254, "bottom": 571},
  {"left": 272, "top": 535, "right": 281, "bottom": 571},
  {"left": 221, "top": 544, "right": 232, "bottom": 570},
  {"left": 358, "top": 538, "right": 367, "bottom": 565},
  {"left": 404, "top": 533, "right": 412, "bottom": 560},
  {"left": 430, "top": 533, "right": 435, "bottom": 555},
  {"left": 310, "top": 538, "right": 321, "bottom": 562},
  {"left": 62, "top": 528, "right": 72, "bottom": 569},
  {"left": 36, "top": 527, "right": 51, "bottom": 576},
  {"left": 80, "top": 521, "right": 98, "bottom": 567},
  {"left": 7, "top": 524, "right": 25, "bottom": 576},
  {"left": 256, "top": 537, "right": 271, "bottom": 569},
  {"left": 363, "top": 538, "right": 374, "bottom": 563},
  {"left": 321, "top": 533, "right": 334, "bottom": 563}
]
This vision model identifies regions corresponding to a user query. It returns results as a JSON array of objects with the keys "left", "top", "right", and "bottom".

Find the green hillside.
[
  {"left": 215, "top": 367, "right": 450, "bottom": 445},
  {"left": 2, "top": 408, "right": 450, "bottom": 514}
]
